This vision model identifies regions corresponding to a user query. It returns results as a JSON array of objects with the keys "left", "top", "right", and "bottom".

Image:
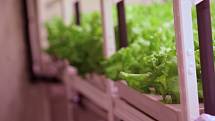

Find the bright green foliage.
[
  {"left": 46, "top": 2, "right": 215, "bottom": 104},
  {"left": 103, "top": 41, "right": 181, "bottom": 103},
  {"left": 103, "top": 3, "right": 180, "bottom": 103},
  {"left": 103, "top": 2, "right": 210, "bottom": 104},
  {"left": 46, "top": 14, "right": 104, "bottom": 75}
]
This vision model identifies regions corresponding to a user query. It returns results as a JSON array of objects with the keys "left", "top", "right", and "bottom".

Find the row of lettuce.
[{"left": 45, "top": 2, "right": 215, "bottom": 104}]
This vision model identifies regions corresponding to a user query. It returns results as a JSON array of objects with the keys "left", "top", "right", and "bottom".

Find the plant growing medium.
[{"left": 46, "top": 2, "right": 215, "bottom": 104}]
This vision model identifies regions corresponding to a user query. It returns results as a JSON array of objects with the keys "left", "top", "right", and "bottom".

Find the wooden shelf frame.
[
  {"left": 48, "top": 0, "right": 215, "bottom": 121},
  {"left": 196, "top": 0, "right": 215, "bottom": 115}
]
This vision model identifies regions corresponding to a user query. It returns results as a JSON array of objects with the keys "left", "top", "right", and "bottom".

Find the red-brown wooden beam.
[
  {"left": 196, "top": 0, "right": 215, "bottom": 115},
  {"left": 117, "top": 0, "right": 128, "bottom": 48},
  {"left": 74, "top": 1, "right": 81, "bottom": 25}
]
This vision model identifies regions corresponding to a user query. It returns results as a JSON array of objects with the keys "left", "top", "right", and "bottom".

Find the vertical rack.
[
  {"left": 74, "top": 0, "right": 81, "bottom": 25},
  {"left": 61, "top": 0, "right": 73, "bottom": 25},
  {"left": 100, "top": 0, "right": 116, "bottom": 120},
  {"left": 116, "top": 0, "right": 128, "bottom": 48},
  {"left": 100, "top": 0, "right": 116, "bottom": 58},
  {"left": 60, "top": 0, "right": 66, "bottom": 22},
  {"left": 26, "top": 0, "right": 42, "bottom": 77},
  {"left": 23, "top": 0, "right": 35, "bottom": 80},
  {"left": 196, "top": 0, "right": 215, "bottom": 115},
  {"left": 173, "top": 0, "right": 200, "bottom": 120}
]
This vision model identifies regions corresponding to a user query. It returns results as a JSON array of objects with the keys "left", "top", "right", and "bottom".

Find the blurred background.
[{"left": 39, "top": 0, "right": 164, "bottom": 48}]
